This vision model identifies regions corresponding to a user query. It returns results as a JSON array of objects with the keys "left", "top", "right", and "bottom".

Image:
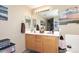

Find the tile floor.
[{"left": 23, "top": 49, "right": 67, "bottom": 53}]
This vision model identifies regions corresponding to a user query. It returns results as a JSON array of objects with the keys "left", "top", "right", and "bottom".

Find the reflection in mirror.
[
  {"left": 25, "top": 16, "right": 31, "bottom": 31},
  {"left": 33, "top": 19, "right": 36, "bottom": 28},
  {"left": 36, "top": 9, "right": 59, "bottom": 32}
]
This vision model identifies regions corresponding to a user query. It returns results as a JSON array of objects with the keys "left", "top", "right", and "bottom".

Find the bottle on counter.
[
  {"left": 36, "top": 24, "right": 39, "bottom": 31},
  {"left": 59, "top": 35, "right": 67, "bottom": 50},
  {"left": 40, "top": 24, "right": 45, "bottom": 33}
]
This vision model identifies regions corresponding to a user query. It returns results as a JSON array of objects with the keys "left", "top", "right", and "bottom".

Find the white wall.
[{"left": 0, "top": 5, "right": 32, "bottom": 53}]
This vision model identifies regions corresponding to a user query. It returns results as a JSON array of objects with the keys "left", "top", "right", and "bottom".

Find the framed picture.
[{"left": 0, "top": 5, "right": 8, "bottom": 21}]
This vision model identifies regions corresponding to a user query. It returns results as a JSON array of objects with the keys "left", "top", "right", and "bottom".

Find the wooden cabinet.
[
  {"left": 25, "top": 34, "right": 58, "bottom": 53},
  {"left": 35, "top": 35, "right": 43, "bottom": 52},
  {"left": 42, "top": 36, "right": 58, "bottom": 53},
  {"left": 25, "top": 34, "right": 36, "bottom": 50}
]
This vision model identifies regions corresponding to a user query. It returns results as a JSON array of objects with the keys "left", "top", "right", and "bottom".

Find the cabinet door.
[
  {"left": 43, "top": 36, "right": 58, "bottom": 53},
  {"left": 25, "top": 34, "right": 35, "bottom": 50},
  {"left": 35, "top": 35, "right": 43, "bottom": 52}
]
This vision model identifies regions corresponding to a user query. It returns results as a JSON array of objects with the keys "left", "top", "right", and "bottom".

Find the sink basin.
[{"left": 44, "top": 31, "right": 52, "bottom": 34}]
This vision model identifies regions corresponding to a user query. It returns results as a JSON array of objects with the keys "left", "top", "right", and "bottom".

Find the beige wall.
[{"left": 0, "top": 5, "right": 32, "bottom": 53}]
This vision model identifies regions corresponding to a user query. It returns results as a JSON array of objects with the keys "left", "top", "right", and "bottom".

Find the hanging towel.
[{"left": 21, "top": 23, "right": 25, "bottom": 33}]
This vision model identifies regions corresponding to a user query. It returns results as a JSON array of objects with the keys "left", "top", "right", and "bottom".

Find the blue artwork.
[{"left": 0, "top": 5, "right": 8, "bottom": 21}]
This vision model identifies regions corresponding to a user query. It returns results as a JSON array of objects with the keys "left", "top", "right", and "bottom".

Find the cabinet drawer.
[
  {"left": 43, "top": 36, "right": 56, "bottom": 40},
  {"left": 35, "top": 35, "right": 42, "bottom": 42},
  {"left": 26, "top": 34, "right": 34, "bottom": 38}
]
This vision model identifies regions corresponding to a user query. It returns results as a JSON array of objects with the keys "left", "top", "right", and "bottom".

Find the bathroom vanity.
[{"left": 25, "top": 31, "right": 59, "bottom": 53}]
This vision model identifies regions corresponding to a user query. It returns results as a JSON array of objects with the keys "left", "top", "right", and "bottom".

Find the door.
[
  {"left": 35, "top": 35, "right": 43, "bottom": 52},
  {"left": 25, "top": 34, "right": 35, "bottom": 50},
  {"left": 43, "top": 36, "right": 58, "bottom": 53}
]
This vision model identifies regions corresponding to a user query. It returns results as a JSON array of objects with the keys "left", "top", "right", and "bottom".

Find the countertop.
[{"left": 25, "top": 31, "right": 59, "bottom": 36}]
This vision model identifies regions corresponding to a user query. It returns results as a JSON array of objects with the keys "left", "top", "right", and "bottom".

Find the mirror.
[{"left": 35, "top": 8, "right": 59, "bottom": 32}]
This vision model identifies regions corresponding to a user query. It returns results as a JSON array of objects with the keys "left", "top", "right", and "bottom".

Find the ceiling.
[{"left": 28, "top": 5, "right": 44, "bottom": 9}]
